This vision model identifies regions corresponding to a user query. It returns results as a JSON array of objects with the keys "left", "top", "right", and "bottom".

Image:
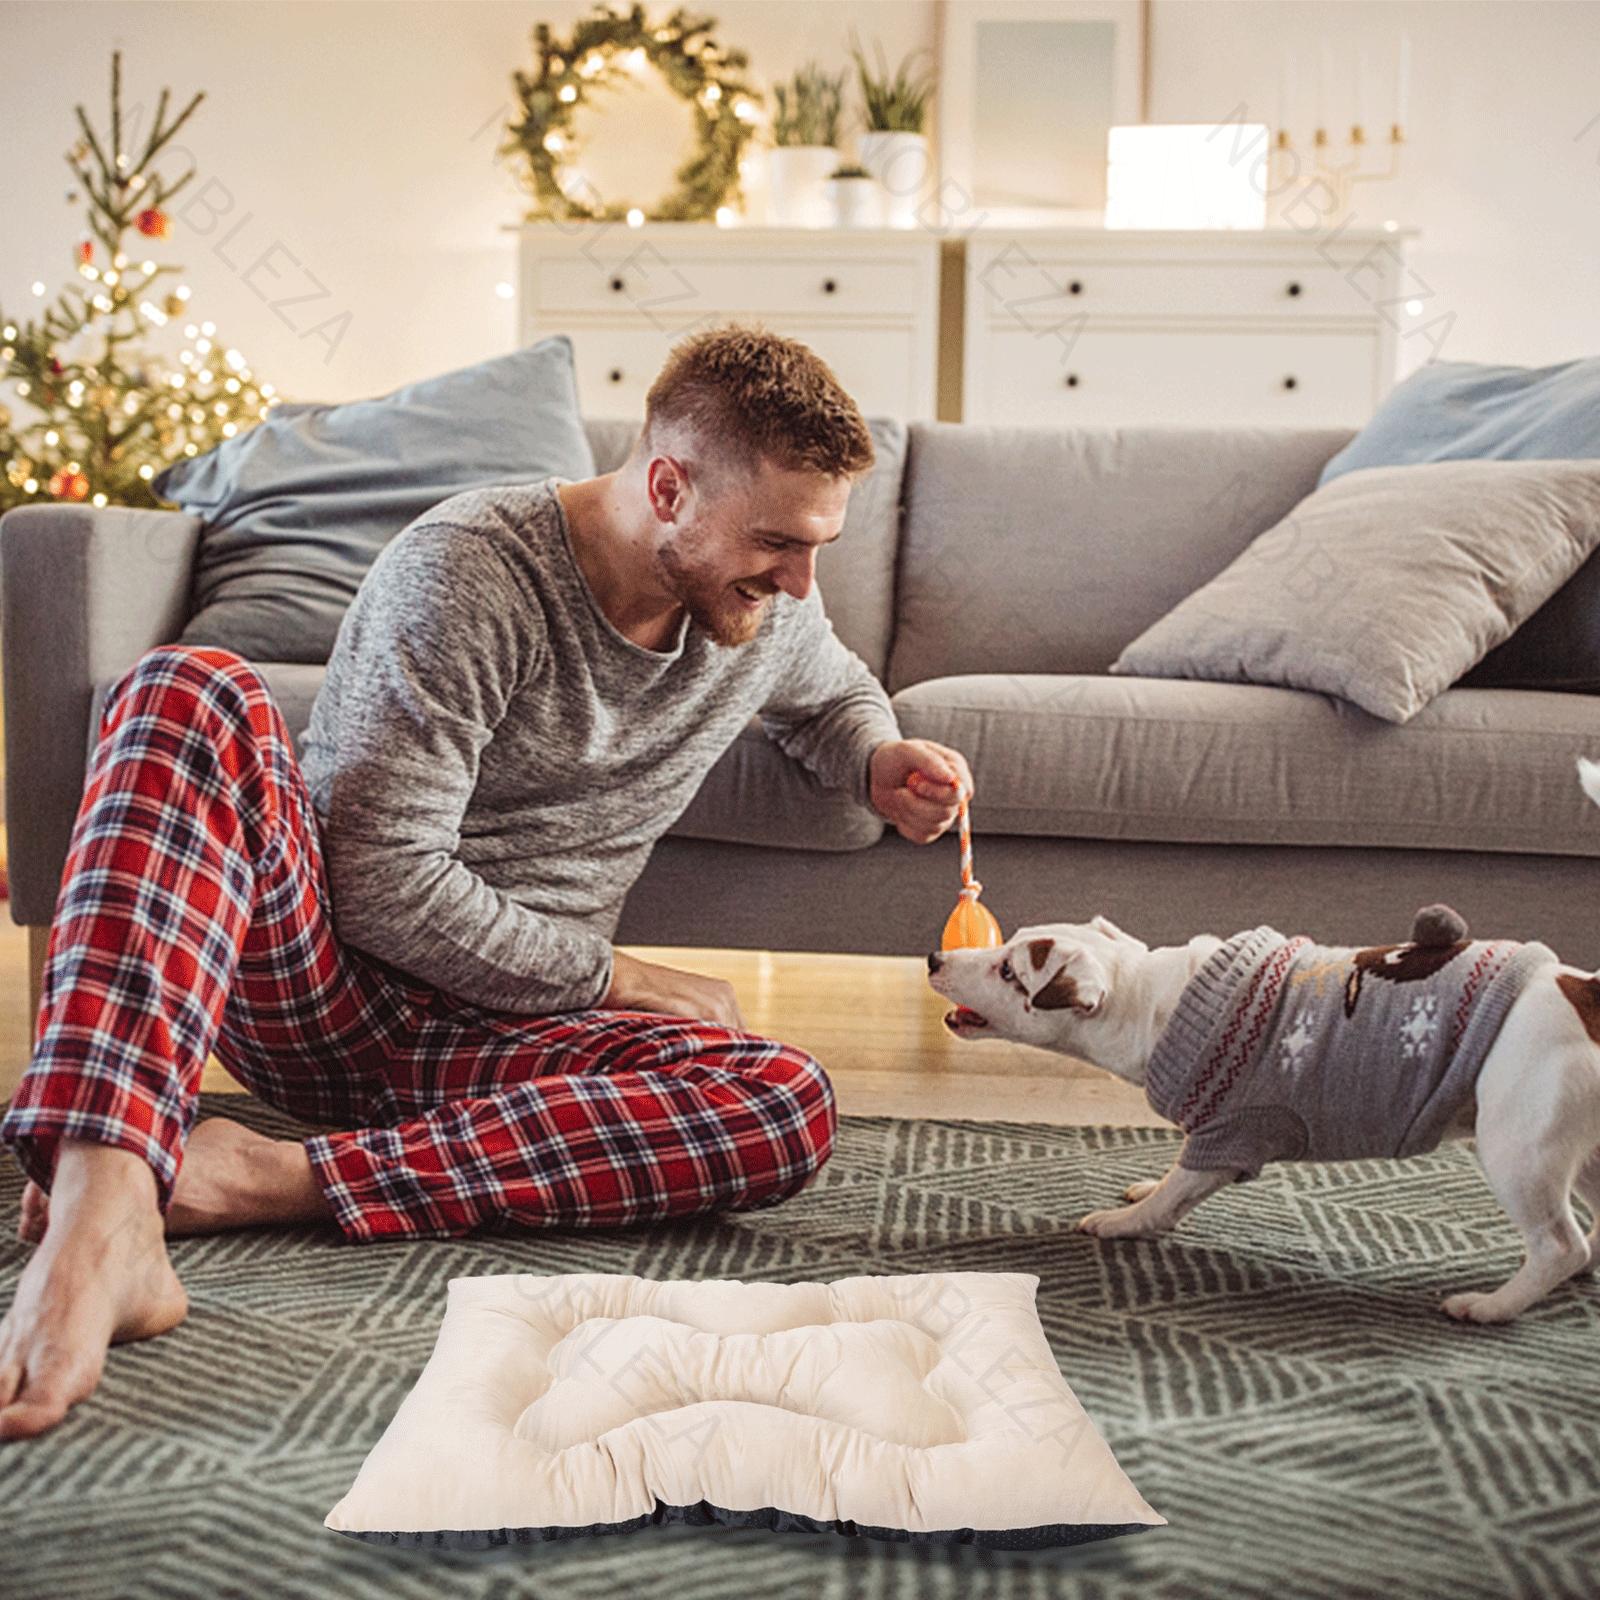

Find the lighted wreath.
[{"left": 503, "top": 4, "right": 761, "bottom": 223}]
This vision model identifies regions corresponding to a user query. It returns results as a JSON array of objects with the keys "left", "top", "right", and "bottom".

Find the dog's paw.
[
  {"left": 1078, "top": 1205, "right": 1163, "bottom": 1239},
  {"left": 1122, "top": 1179, "right": 1162, "bottom": 1203},
  {"left": 1440, "top": 1290, "right": 1520, "bottom": 1325}
]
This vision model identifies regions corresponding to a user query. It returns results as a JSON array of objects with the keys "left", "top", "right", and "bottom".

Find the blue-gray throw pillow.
[
  {"left": 1318, "top": 356, "right": 1600, "bottom": 486},
  {"left": 155, "top": 335, "right": 595, "bottom": 664}
]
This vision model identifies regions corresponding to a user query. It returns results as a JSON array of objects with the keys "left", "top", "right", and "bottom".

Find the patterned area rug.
[{"left": 2, "top": 1095, "right": 1597, "bottom": 1600}]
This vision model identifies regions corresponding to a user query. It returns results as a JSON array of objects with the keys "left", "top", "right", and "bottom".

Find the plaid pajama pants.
[{"left": 0, "top": 646, "right": 836, "bottom": 1242}]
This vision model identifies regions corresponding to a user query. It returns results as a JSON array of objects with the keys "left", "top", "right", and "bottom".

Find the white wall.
[
  {"left": 1146, "top": 0, "right": 1600, "bottom": 376},
  {"left": 2, "top": 0, "right": 1596, "bottom": 404}
]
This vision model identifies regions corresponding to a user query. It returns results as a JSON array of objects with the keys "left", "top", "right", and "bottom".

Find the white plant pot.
[
  {"left": 766, "top": 146, "right": 839, "bottom": 229},
  {"left": 826, "top": 177, "right": 885, "bottom": 229},
  {"left": 856, "top": 131, "right": 930, "bottom": 229}
]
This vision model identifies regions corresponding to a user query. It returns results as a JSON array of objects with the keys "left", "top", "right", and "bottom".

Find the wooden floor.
[{"left": 0, "top": 921, "right": 1157, "bottom": 1126}]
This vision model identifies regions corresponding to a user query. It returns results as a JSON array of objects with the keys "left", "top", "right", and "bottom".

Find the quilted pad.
[{"left": 326, "top": 1271, "right": 1164, "bottom": 1550}]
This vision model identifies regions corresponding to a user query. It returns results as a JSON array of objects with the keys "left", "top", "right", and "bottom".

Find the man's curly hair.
[{"left": 641, "top": 322, "right": 875, "bottom": 481}]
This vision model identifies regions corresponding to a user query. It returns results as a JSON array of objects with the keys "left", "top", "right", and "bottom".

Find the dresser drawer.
[
  {"left": 566, "top": 322, "right": 923, "bottom": 420},
  {"left": 783, "top": 323, "right": 923, "bottom": 419},
  {"left": 972, "top": 251, "right": 1379, "bottom": 325},
  {"left": 973, "top": 327, "right": 1380, "bottom": 428},
  {"left": 538, "top": 252, "right": 927, "bottom": 323},
  {"left": 564, "top": 327, "right": 675, "bottom": 418}
]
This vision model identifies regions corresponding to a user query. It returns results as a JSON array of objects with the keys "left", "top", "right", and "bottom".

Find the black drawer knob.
[
  {"left": 1286, "top": 280, "right": 1303, "bottom": 296},
  {"left": 822, "top": 277, "right": 838, "bottom": 294},
  {"left": 608, "top": 276, "right": 625, "bottom": 292},
  {"left": 1065, "top": 373, "right": 1081, "bottom": 388},
  {"left": 608, "top": 367, "right": 624, "bottom": 383},
  {"left": 1282, "top": 375, "right": 1298, "bottom": 390},
  {"left": 1069, "top": 279, "right": 1083, "bottom": 295}
]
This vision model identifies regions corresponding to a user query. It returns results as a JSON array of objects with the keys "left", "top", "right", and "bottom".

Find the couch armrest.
[{"left": 2, "top": 503, "right": 200, "bottom": 924}]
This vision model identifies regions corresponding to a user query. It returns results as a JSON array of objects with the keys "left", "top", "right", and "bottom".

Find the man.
[{"left": 0, "top": 324, "right": 974, "bottom": 1439}]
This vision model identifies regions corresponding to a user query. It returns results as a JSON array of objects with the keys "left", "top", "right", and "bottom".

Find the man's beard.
[{"left": 658, "top": 543, "right": 773, "bottom": 649}]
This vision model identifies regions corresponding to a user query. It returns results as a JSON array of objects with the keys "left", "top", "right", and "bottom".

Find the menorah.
[{"left": 1269, "top": 120, "right": 1405, "bottom": 225}]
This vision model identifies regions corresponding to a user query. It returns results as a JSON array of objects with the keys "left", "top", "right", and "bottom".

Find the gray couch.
[{"left": 6, "top": 418, "right": 1599, "bottom": 991}]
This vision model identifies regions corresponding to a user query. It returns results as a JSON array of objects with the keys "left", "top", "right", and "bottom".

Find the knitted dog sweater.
[{"left": 1142, "top": 915, "right": 1559, "bottom": 1177}]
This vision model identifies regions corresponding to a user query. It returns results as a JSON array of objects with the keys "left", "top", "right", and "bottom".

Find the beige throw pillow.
[{"left": 1112, "top": 459, "right": 1600, "bottom": 722}]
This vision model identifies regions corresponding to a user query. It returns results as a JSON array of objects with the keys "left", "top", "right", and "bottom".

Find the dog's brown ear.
[
  {"left": 1033, "top": 970, "right": 1084, "bottom": 1010},
  {"left": 1027, "top": 937, "right": 1055, "bottom": 972},
  {"left": 1032, "top": 949, "right": 1108, "bottom": 1015}
]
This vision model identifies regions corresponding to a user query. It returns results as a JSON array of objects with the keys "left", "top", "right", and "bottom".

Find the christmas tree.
[{"left": 0, "top": 52, "right": 277, "bottom": 515}]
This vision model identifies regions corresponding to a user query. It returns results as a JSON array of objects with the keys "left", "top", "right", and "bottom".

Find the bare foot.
[
  {"left": 17, "top": 1181, "right": 48, "bottom": 1244},
  {"left": 0, "top": 1145, "right": 188, "bottom": 1440},
  {"left": 166, "top": 1117, "right": 331, "bottom": 1235}
]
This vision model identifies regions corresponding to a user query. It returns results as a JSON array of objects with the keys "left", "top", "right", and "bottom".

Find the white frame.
[{"left": 936, "top": 0, "right": 1148, "bottom": 226}]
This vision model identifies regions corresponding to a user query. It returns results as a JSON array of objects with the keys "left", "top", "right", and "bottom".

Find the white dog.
[{"left": 926, "top": 760, "right": 1600, "bottom": 1324}]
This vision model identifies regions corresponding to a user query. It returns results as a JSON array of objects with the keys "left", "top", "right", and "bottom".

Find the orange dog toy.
[{"left": 941, "top": 788, "right": 1002, "bottom": 950}]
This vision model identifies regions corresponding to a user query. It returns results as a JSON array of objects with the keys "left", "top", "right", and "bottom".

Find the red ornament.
[
  {"left": 48, "top": 469, "right": 90, "bottom": 502},
  {"left": 77, "top": 239, "right": 94, "bottom": 265},
  {"left": 135, "top": 208, "right": 171, "bottom": 239},
  {"left": 48, "top": 355, "right": 64, "bottom": 376}
]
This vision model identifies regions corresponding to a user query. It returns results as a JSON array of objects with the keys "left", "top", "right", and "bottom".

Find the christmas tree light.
[{"left": 0, "top": 51, "right": 277, "bottom": 514}]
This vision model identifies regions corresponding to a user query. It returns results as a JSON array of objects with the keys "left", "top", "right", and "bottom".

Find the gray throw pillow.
[
  {"left": 1112, "top": 459, "right": 1600, "bottom": 723},
  {"left": 154, "top": 335, "right": 595, "bottom": 664}
]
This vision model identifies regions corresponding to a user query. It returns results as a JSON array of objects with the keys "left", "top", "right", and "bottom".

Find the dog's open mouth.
[{"left": 944, "top": 1006, "right": 988, "bottom": 1031}]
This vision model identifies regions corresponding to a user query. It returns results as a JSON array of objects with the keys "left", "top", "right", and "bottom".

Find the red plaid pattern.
[{"left": 1, "top": 647, "right": 836, "bottom": 1242}]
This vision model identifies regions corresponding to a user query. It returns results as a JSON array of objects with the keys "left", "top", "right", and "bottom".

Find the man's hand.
[
  {"left": 602, "top": 950, "right": 745, "bottom": 1030},
  {"left": 868, "top": 739, "right": 975, "bottom": 845}
]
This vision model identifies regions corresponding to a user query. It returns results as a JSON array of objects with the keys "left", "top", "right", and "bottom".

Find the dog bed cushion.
[{"left": 325, "top": 1271, "right": 1164, "bottom": 1550}]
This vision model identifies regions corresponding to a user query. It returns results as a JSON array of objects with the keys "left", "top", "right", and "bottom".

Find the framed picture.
[{"left": 936, "top": 0, "right": 1149, "bottom": 225}]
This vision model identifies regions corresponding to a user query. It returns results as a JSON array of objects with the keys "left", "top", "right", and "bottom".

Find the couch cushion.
[
  {"left": 887, "top": 423, "right": 1353, "bottom": 692},
  {"left": 1463, "top": 545, "right": 1600, "bottom": 693},
  {"left": 90, "top": 666, "right": 882, "bottom": 854},
  {"left": 158, "top": 336, "right": 596, "bottom": 666},
  {"left": 891, "top": 673, "right": 1600, "bottom": 857}
]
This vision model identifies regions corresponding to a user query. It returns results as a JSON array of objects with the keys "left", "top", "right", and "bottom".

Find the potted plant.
[
  {"left": 824, "top": 162, "right": 884, "bottom": 229},
  {"left": 767, "top": 62, "right": 846, "bottom": 228},
  {"left": 849, "top": 32, "right": 935, "bottom": 228}
]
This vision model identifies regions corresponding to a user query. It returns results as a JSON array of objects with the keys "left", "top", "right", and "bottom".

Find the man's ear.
[{"left": 1031, "top": 948, "right": 1109, "bottom": 1015}]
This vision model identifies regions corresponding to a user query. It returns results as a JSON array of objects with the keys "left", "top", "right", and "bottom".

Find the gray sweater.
[
  {"left": 299, "top": 477, "right": 900, "bottom": 1014},
  {"left": 1144, "top": 924, "right": 1558, "bottom": 1177}
]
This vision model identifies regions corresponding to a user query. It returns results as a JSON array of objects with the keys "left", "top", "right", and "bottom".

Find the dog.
[{"left": 926, "top": 760, "right": 1600, "bottom": 1323}]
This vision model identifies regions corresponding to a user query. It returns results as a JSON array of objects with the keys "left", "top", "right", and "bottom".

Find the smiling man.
[{"left": 0, "top": 322, "right": 973, "bottom": 1438}]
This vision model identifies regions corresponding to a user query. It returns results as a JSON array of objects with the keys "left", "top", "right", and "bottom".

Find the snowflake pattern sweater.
[{"left": 1142, "top": 917, "right": 1559, "bottom": 1178}]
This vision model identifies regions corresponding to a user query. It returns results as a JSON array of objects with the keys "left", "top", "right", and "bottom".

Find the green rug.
[{"left": 1, "top": 1095, "right": 1596, "bottom": 1600}]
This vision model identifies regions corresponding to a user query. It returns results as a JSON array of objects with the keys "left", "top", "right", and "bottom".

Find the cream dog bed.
[{"left": 326, "top": 1271, "right": 1164, "bottom": 1550}]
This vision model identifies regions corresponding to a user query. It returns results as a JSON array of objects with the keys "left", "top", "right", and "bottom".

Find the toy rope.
[{"left": 957, "top": 790, "right": 981, "bottom": 899}]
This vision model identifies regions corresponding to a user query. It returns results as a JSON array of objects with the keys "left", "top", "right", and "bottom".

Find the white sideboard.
[
  {"left": 964, "top": 228, "right": 1417, "bottom": 428},
  {"left": 516, "top": 223, "right": 942, "bottom": 421},
  {"left": 516, "top": 222, "right": 1417, "bottom": 428}
]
